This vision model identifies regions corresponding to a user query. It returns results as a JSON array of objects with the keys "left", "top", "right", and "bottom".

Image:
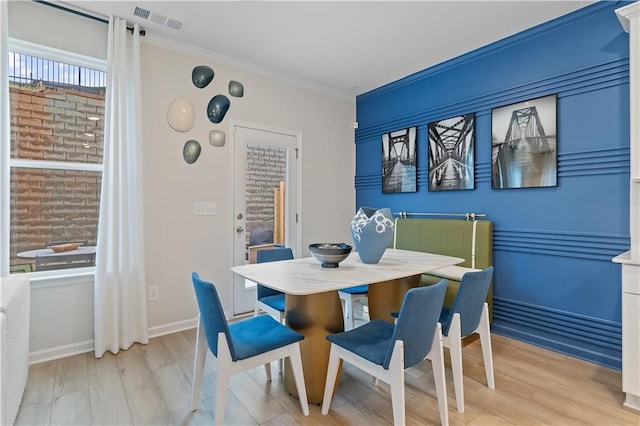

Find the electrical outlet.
[
  {"left": 193, "top": 202, "right": 216, "bottom": 216},
  {"left": 148, "top": 286, "right": 159, "bottom": 301}
]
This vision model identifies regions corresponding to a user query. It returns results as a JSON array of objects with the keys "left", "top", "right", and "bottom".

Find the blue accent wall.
[{"left": 354, "top": 1, "right": 631, "bottom": 369}]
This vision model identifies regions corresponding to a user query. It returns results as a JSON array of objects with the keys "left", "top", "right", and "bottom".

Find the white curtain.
[
  {"left": 94, "top": 17, "right": 147, "bottom": 357},
  {"left": 1, "top": 1, "right": 10, "bottom": 276}
]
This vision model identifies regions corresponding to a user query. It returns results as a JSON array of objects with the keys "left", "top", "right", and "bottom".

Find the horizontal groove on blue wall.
[
  {"left": 494, "top": 228, "right": 629, "bottom": 260},
  {"left": 355, "top": 58, "right": 629, "bottom": 142},
  {"left": 355, "top": 148, "right": 630, "bottom": 191},
  {"left": 558, "top": 147, "right": 630, "bottom": 177},
  {"left": 492, "top": 297, "right": 622, "bottom": 369},
  {"left": 476, "top": 161, "right": 492, "bottom": 183},
  {"left": 357, "top": 1, "right": 619, "bottom": 102}
]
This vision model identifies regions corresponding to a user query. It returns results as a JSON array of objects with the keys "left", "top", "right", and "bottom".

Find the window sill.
[{"left": 26, "top": 268, "right": 96, "bottom": 289}]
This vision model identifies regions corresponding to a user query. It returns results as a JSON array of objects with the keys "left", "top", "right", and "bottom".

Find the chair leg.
[
  {"left": 264, "top": 362, "right": 272, "bottom": 381},
  {"left": 346, "top": 297, "right": 355, "bottom": 330},
  {"left": 278, "top": 312, "right": 285, "bottom": 374},
  {"left": 478, "top": 303, "right": 495, "bottom": 389},
  {"left": 191, "top": 317, "right": 207, "bottom": 411},
  {"left": 449, "top": 314, "right": 464, "bottom": 413},
  {"left": 321, "top": 344, "right": 341, "bottom": 415},
  {"left": 212, "top": 334, "right": 236, "bottom": 425},
  {"left": 431, "top": 323, "right": 450, "bottom": 426},
  {"left": 389, "top": 341, "right": 406, "bottom": 426},
  {"left": 289, "top": 343, "right": 310, "bottom": 416},
  {"left": 214, "top": 367, "right": 230, "bottom": 425}
]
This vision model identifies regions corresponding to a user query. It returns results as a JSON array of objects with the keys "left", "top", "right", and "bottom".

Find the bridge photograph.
[
  {"left": 427, "top": 113, "right": 475, "bottom": 191},
  {"left": 491, "top": 94, "right": 557, "bottom": 189},
  {"left": 382, "top": 126, "right": 417, "bottom": 193}
]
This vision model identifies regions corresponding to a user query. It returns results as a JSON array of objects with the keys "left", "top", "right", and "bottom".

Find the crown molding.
[
  {"left": 358, "top": 1, "right": 619, "bottom": 102},
  {"left": 616, "top": 0, "right": 640, "bottom": 32},
  {"left": 142, "top": 33, "right": 354, "bottom": 103}
]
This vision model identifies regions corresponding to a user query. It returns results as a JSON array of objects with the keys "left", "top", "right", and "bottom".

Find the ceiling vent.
[{"left": 131, "top": 5, "right": 184, "bottom": 31}]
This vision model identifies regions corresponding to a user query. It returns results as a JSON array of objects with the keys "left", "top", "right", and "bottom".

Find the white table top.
[
  {"left": 231, "top": 249, "right": 464, "bottom": 295},
  {"left": 17, "top": 246, "right": 96, "bottom": 258}
]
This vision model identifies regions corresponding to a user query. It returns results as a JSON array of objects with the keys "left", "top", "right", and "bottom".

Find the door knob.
[{"left": 236, "top": 226, "right": 244, "bottom": 233}]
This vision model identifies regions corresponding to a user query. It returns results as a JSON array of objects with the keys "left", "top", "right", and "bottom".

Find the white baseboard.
[
  {"left": 148, "top": 318, "right": 198, "bottom": 338},
  {"left": 29, "top": 340, "right": 94, "bottom": 365},
  {"left": 28, "top": 318, "right": 199, "bottom": 364}
]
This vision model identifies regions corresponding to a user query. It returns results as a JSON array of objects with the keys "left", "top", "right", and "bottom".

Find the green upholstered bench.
[{"left": 393, "top": 218, "right": 494, "bottom": 319}]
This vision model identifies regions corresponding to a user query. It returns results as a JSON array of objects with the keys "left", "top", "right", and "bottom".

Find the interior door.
[{"left": 231, "top": 121, "right": 300, "bottom": 315}]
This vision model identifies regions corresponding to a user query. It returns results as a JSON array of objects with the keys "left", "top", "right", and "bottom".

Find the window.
[{"left": 7, "top": 44, "right": 106, "bottom": 274}]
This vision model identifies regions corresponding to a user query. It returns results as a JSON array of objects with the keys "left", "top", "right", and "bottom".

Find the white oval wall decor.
[{"left": 167, "top": 97, "right": 195, "bottom": 132}]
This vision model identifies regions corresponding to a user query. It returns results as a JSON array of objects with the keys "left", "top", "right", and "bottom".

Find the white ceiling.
[{"left": 62, "top": 1, "right": 595, "bottom": 99}]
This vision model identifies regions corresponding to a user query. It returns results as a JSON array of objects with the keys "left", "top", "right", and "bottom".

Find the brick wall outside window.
[
  {"left": 9, "top": 84, "right": 105, "bottom": 270},
  {"left": 245, "top": 144, "right": 286, "bottom": 244}
]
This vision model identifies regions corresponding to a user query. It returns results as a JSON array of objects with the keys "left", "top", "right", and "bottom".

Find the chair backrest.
[
  {"left": 191, "top": 272, "right": 238, "bottom": 361},
  {"left": 256, "top": 247, "right": 293, "bottom": 299},
  {"left": 441, "top": 266, "right": 494, "bottom": 336},
  {"left": 384, "top": 279, "right": 447, "bottom": 369}
]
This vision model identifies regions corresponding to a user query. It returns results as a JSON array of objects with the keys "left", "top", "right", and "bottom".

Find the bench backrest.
[{"left": 393, "top": 218, "right": 493, "bottom": 269}]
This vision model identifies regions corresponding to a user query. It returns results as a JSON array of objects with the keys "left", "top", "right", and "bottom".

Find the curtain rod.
[
  {"left": 393, "top": 212, "right": 487, "bottom": 221},
  {"left": 34, "top": 1, "right": 146, "bottom": 36}
]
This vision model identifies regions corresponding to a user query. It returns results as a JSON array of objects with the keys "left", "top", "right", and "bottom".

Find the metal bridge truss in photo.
[
  {"left": 382, "top": 128, "right": 416, "bottom": 178},
  {"left": 428, "top": 115, "right": 474, "bottom": 170},
  {"left": 503, "top": 106, "right": 551, "bottom": 152}
]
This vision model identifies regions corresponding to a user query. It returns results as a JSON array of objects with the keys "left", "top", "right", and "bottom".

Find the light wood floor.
[{"left": 15, "top": 312, "right": 640, "bottom": 426}]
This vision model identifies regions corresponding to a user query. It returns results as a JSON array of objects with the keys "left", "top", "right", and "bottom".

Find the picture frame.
[
  {"left": 382, "top": 126, "right": 417, "bottom": 193},
  {"left": 427, "top": 113, "right": 475, "bottom": 191},
  {"left": 491, "top": 94, "right": 558, "bottom": 189}
]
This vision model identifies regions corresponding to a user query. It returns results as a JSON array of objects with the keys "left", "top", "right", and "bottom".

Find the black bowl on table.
[{"left": 309, "top": 243, "right": 352, "bottom": 268}]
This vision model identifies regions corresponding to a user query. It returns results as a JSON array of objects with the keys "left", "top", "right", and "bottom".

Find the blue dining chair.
[
  {"left": 322, "top": 280, "right": 449, "bottom": 426},
  {"left": 190, "top": 273, "right": 309, "bottom": 425},
  {"left": 337, "top": 285, "right": 369, "bottom": 330},
  {"left": 254, "top": 247, "right": 293, "bottom": 375},
  {"left": 440, "top": 266, "right": 494, "bottom": 413},
  {"left": 254, "top": 247, "right": 293, "bottom": 323}
]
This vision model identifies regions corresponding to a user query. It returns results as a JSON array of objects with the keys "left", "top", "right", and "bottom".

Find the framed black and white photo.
[
  {"left": 427, "top": 113, "right": 475, "bottom": 191},
  {"left": 491, "top": 94, "right": 557, "bottom": 189},
  {"left": 382, "top": 126, "right": 417, "bottom": 193}
]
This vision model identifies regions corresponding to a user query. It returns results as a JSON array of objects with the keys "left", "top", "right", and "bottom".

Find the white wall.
[
  {"left": 7, "top": 1, "right": 107, "bottom": 60},
  {"left": 141, "top": 41, "right": 355, "bottom": 333},
  {"left": 24, "top": 36, "right": 355, "bottom": 360}
]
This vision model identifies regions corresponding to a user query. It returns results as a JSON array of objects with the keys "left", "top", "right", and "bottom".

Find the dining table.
[
  {"left": 17, "top": 246, "right": 97, "bottom": 271},
  {"left": 230, "top": 248, "right": 464, "bottom": 403},
  {"left": 17, "top": 246, "right": 97, "bottom": 259}
]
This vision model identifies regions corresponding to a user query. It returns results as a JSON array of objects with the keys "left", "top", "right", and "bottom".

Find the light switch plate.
[{"left": 193, "top": 202, "right": 216, "bottom": 216}]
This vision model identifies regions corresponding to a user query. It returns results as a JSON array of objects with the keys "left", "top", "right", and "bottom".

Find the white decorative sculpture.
[{"left": 167, "top": 97, "right": 195, "bottom": 132}]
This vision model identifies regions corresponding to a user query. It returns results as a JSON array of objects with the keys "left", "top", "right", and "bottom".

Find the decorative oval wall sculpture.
[
  {"left": 207, "top": 95, "right": 230, "bottom": 124},
  {"left": 167, "top": 97, "right": 195, "bottom": 132},
  {"left": 209, "top": 130, "right": 226, "bottom": 147},
  {"left": 192, "top": 65, "right": 214, "bottom": 89},
  {"left": 183, "top": 140, "right": 201, "bottom": 164},
  {"left": 228, "top": 80, "right": 244, "bottom": 97}
]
